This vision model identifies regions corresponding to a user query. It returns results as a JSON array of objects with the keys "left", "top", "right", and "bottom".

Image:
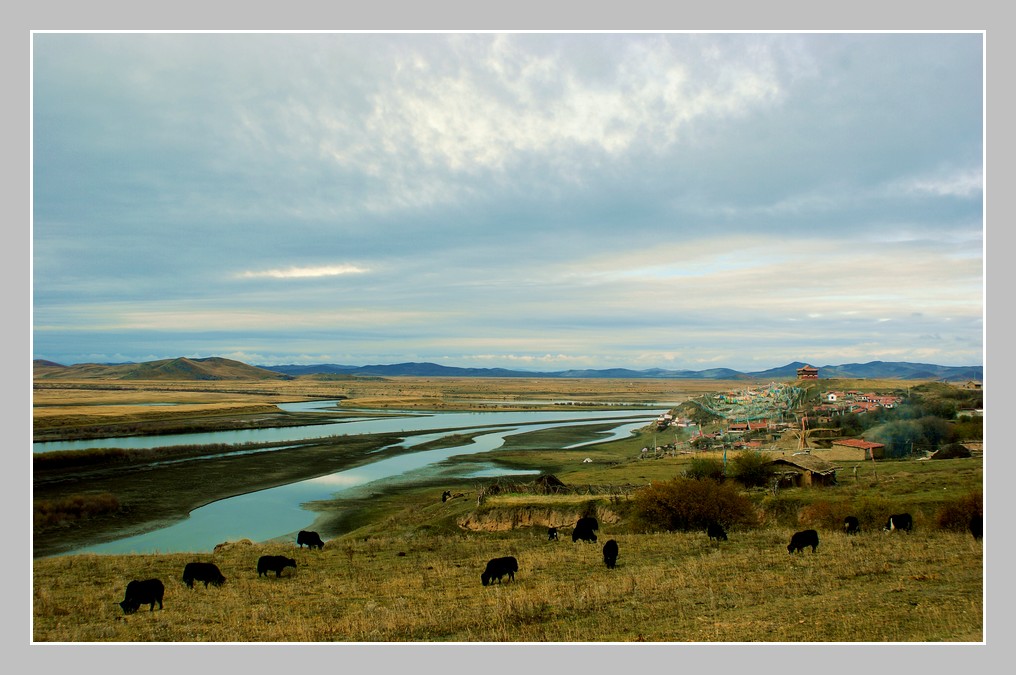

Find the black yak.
[
  {"left": 706, "top": 522, "right": 728, "bottom": 541},
  {"left": 257, "top": 555, "right": 297, "bottom": 578},
  {"left": 481, "top": 556, "right": 518, "bottom": 586},
  {"left": 182, "top": 562, "right": 226, "bottom": 589},
  {"left": 119, "top": 579, "right": 164, "bottom": 614},
  {"left": 602, "top": 539, "right": 619, "bottom": 569},
  {"left": 297, "top": 530, "right": 325, "bottom": 549},
  {"left": 572, "top": 516, "right": 598, "bottom": 543},
  {"left": 884, "top": 513, "right": 913, "bottom": 533},
  {"left": 843, "top": 516, "right": 860, "bottom": 535},
  {"left": 787, "top": 529, "right": 820, "bottom": 554},
  {"left": 970, "top": 513, "right": 983, "bottom": 540}
]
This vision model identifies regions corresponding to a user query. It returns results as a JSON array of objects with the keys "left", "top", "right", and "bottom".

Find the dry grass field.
[{"left": 32, "top": 523, "right": 982, "bottom": 642}]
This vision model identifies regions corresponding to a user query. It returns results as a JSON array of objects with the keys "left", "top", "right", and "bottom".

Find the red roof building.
[{"left": 797, "top": 365, "right": 819, "bottom": 379}]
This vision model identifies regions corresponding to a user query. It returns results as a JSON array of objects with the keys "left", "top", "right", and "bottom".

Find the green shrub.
[
  {"left": 684, "top": 456, "right": 726, "bottom": 482},
  {"left": 630, "top": 476, "right": 757, "bottom": 533},
  {"left": 728, "top": 450, "right": 773, "bottom": 488}
]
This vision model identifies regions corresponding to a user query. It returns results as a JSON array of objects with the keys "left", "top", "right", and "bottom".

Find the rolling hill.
[{"left": 33, "top": 357, "right": 293, "bottom": 381}]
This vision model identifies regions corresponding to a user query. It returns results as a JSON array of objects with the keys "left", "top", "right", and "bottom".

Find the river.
[{"left": 46, "top": 402, "right": 667, "bottom": 556}]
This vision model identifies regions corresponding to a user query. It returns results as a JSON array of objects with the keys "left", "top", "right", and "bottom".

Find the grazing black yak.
[
  {"left": 257, "top": 555, "right": 297, "bottom": 578},
  {"left": 481, "top": 556, "right": 518, "bottom": 586},
  {"left": 884, "top": 513, "right": 913, "bottom": 533},
  {"left": 548, "top": 527, "right": 558, "bottom": 541},
  {"left": 572, "top": 516, "right": 599, "bottom": 543},
  {"left": 787, "top": 529, "right": 820, "bottom": 554},
  {"left": 297, "top": 530, "right": 325, "bottom": 549},
  {"left": 119, "top": 579, "right": 164, "bottom": 614},
  {"left": 602, "top": 539, "right": 619, "bottom": 569},
  {"left": 706, "top": 522, "right": 728, "bottom": 541},
  {"left": 843, "top": 516, "right": 860, "bottom": 535},
  {"left": 182, "top": 562, "right": 226, "bottom": 589}
]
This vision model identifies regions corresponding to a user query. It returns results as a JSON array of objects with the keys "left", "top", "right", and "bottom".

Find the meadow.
[
  {"left": 31, "top": 376, "right": 985, "bottom": 642},
  {"left": 32, "top": 505, "right": 983, "bottom": 642}
]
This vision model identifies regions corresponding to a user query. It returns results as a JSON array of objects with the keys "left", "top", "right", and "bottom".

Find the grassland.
[
  {"left": 32, "top": 525, "right": 982, "bottom": 642},
  {"left": 31, "top": 376, "right": 985, "bottom": 642}
]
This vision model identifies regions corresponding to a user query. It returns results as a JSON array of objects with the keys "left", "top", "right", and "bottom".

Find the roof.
[
  {"left": 832, "top": 438, "right": 885, "bottom": 450},
  {"left": 768, "top": 455, "right": 838, "bottom": 475}
]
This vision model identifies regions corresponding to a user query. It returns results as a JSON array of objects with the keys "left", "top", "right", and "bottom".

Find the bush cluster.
[
  {"left": 683, "top": 456, "right": 726, "bottom": 482},
  {"left": 758, "top": 494, "right": 805, "bottom": 527},
  {"left": 936, "top": 491, "right": 982, "bottom": 532},
  {"left": 630, "top": 476, "right": 757, "bottom": 533}
]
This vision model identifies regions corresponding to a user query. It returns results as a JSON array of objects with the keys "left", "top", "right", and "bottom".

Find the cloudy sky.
[{"left": 31, "top": 32, "right": 984, "bottom": 372}]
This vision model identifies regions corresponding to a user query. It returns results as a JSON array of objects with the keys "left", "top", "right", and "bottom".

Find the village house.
[
  {"left": 848, "top": 401, "right": 882, "bottom": 414},
  {"left": 826, "top": 438, "right": 886, "bottom": 461},
  {"left": 867, "top": 395, "right": 901, "bottom": 408},
  {"left": 768, "top": 454, "right": 838, "bottom": 487}
]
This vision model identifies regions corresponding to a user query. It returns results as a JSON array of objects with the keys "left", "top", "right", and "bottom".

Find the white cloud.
[
  {"left": 890, "top": 167, "right": 983, "bottom": 198},
  {"left": 238, "top": 265, "right": 368, "bottom": 279}
]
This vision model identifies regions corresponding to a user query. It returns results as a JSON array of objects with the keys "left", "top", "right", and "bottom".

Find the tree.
[
  {"left": 630, "top": 476, "right": 757, "bottom": 533},
  {"left": 728, "top": 450, "right": 773, "bottom": 488},
  {"left": 685, "top": 456, "right": 726, "bottom": 481}
]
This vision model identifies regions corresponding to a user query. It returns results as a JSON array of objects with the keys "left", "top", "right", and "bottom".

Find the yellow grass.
[{"left": 32, "top": 527, "right": 983, "bottom": 643}]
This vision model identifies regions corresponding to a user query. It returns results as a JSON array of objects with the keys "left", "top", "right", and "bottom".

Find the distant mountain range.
[
  {"left": 33, "top": 357, "right": 980, "bottom": 382},
  {"left": 263, "top": 360, "right": 982, "bottom": 382}
]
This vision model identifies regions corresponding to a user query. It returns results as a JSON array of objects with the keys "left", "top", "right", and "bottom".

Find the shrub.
[
  {"left": 728, "top": 450, "right": 773, "bottom": 488},
  {"left": 798, "top": 500, "right": 841, "bottom": 529},
  {"left": 684, "top": 456, "right": 726, "bottom": 482},
  {"left": 936, "top": 491, "right": 982, "bottom": 532},
  {"left": 630, "top": 476, "right": 757, "bottom": 533},
  {"left": 758, "top": 494, "right": 805, "bottom": 527},
  {"left": 851, "top": 495, "right": 894, "bottom": 532}
]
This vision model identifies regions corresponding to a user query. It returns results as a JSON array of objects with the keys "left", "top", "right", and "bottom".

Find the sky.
[{"left": 31, "top": 32, "right": 985, "bottom": 373}]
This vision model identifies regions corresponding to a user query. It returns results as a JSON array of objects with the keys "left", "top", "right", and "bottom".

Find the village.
[{"left": 643, "top": 365, "right": 982, "bottom": 489}]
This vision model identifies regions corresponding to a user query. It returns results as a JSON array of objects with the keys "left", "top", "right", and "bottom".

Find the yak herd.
[{"left": 118, "top": 509, "right": 984, "bottom": 614}]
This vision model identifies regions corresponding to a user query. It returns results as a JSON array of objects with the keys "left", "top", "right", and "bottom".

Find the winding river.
[{"left": 45, "top": 401, "right": 667, "bottom": 556}]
